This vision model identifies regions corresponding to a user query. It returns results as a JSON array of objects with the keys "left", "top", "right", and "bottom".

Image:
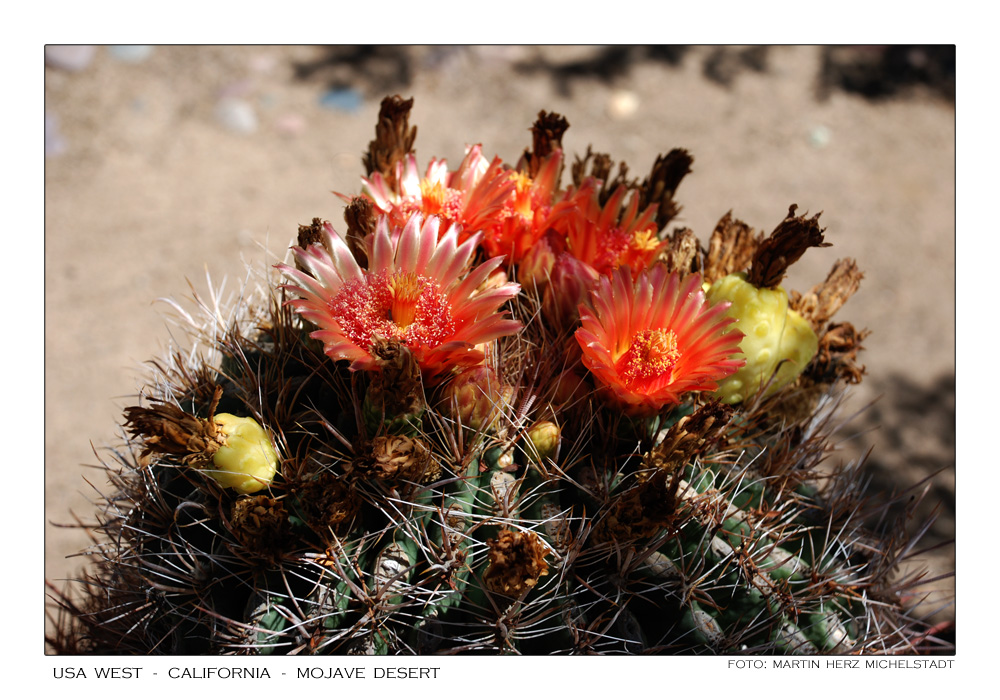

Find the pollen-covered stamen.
[
  {"left": 387, "top": 271, "right": 423, "bottom": 328},
  {"left": 507, "top": 172, "right": 536, "bottom": 219},
  {"left": 616, "top": 328, "right": 681, "bottom": 389},
  {"left": 417, "top": 180, "right": 464, "bottom": 221},
  {"left": 575, "top": 226, "right": 627, "bottom": 273},
  {"left": 591, "top": 225, "right": 658, "bottom": 272},
  {"left": 630, "top": 228, "right": 662, "bottom": 254},
  {"left": 328, "top": 271, "right": 456, "bottom": 348}
]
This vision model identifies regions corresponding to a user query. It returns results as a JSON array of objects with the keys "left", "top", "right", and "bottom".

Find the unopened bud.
[
  {"left": 443, "top": 365, "right": 513, "bottom": 433},
  {"left": 525, "top": 421, "right": 560, "bottom": 464},
  {"left": 518, "top": 234, "right": 558, "bottom": 294},
  {"left": 542, "top": 253, "right": 600, "bottom": 329}
]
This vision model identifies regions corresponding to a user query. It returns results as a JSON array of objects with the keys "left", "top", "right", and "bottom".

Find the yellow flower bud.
[
  {"left": 525, "top": 421, "right": 561, "bottom": 464},
  {"left": 706, "top": 273, "right": 818, "bottom": 404},
  {"left": 208, "top": 414, "right": 279, "bottom": 494}
]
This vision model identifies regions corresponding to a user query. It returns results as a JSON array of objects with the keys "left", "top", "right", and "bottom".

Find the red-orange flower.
[
  {"left": 480, "top": 150, "right": 576, "bottom": 264},
  {"left": 575, "top": 266, "right": 745, "bottom": 415},
  {"left": 357, "top": 145, "right": 515, "bottom": 245},
  {"left": 278, "top": 214, "right": 523, "bottom": 381},
  {"left": 563, "top": 182, "right": 665, "bottom": 276},
  {"left": 525, "top": 182, "right": 666, "bottom": 327}
]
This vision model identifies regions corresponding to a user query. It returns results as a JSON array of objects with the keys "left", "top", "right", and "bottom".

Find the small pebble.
[
  {"left": 107, "top": 45, "right": 153, "bottom": 63},
  {"left": 45, "top": 112, "right": 67, "bottom": 157},
  {"left": 808, "top": 125, "right": 832, "bottom": 148},
  {"left": 215, "top": 98, "right": 258, "bottom": 134},
  {"left": 319, "top": 88, "right": 363, "bottom": 113},
  {"left": 274, "top": 113, "right": 306, "bottom": 137},
  {"left": 45, "top": 45, "right": 96, "bottom": 72},
  {"left": 249, "top": 54, "right": 278, "bottom": 74},
  {"left": 608, "top": 90, "right": 640, "bottom": 119}
]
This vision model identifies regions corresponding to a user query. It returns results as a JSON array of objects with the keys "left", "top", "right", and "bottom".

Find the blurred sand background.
[{"left": 44, "top": 45, "right": 955, "bottom": 641}]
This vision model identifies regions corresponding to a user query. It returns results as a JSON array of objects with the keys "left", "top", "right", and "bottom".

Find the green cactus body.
[
  {"left": 53, "top": 317, "right": 920, "bottom": 656},
  {"left": 310, "top": 543, "right": 360, "bottom": 635},
  {"left": 706, "top": 273, "right": 819, "bottom": 404},
  {"left": 362, "top": 395, "right": 423, "bottom": 437},
  {"left": 422, "top": 457, "right": 482, "bottom": 620},
  {"left": 244, "top": 590, "right": 294, "bottom": 655}
]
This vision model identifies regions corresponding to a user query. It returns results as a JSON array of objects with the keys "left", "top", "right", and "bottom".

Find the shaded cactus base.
[{"left": 46, "top": 289, "right": 942, "bottom": 655}]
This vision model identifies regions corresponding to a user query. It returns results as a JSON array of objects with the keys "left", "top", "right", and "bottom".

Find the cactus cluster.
[{"left": 47, "top": 97, "right": 946, "bottom": 655}]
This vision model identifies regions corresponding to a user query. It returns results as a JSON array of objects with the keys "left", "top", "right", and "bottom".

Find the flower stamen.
[
  {"left": 329, "top": 271, "right": 455, "bottom": 348},
  {"left": 617, "top": 329, "right": 681, "bottom": 389},
  {"left": 417, "top": 180, "right": 463, "bottom": 221}
]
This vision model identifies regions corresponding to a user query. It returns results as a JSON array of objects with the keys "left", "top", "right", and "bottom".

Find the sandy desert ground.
[{"left": 44, "top": 45, "right": 955, "bottom": 645}]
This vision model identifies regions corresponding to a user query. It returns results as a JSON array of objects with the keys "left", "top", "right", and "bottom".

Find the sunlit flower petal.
[
  {"left": 480, "top": 150, "right": 576, "bottom": 263},
  {"left": 357, "top": 145, "right": 516, "bottom": 245}
]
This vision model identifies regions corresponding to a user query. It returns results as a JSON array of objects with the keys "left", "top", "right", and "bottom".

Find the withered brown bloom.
[
  {"left": 230, "top": 495, "right": 291, "bottom": 561},
  {"left": 483, "top": 530, "right": 550, "bottom": 599}
]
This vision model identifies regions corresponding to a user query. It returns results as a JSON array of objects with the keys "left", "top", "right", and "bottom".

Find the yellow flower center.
[
  {"left": 506, "top": 171, "right": 536, "bottom": 220},
  {"left": 386, "top": 271, "right": 423, "bottom": 328},
  {"left": 418, "top": 180, "right": 464, "bottom": 221},
  {"left": 616, "top": 329, "right": 681, "bottom": 389},
  {"left": 630, "top": 227, "right": 661, "bottom": 253}
]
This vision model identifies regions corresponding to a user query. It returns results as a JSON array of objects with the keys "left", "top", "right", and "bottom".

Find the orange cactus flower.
[
  {"left": 357, "top": 145, "right": 515, "bottom": 244},
  {"left": 563, "top": 183, "right": 665, "bottom": 276},
  {"left": 575, "top": 265, "right": 745, "bottom": 415},
  {"left": 278, "top": 214, "right": 523, "bottom": 381},
  {"left": 480, "top": 150, "right": 577, "bottom": 264}
]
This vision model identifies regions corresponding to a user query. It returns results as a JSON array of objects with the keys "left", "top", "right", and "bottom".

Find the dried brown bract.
[
  {"left": 122, "top": 386, "right": 224, "bottom": 467},
  {"left": 367, "top": 338, "right": 424, "bottom": 419},
  {"left": 352, "top": 434, "right": 435, "bottom": 485},
  {"left": 596, "top": 403, "right": 734, "bottom": 543},
  {"left": 808, "top": 321, "right": 870, "bottom": 385},
  {"left": 747, "top": 205, "right": 830, "bottom": 289},
  {"left": 483, "top": 530, "right": 550, "bottom": 598},
  {"left": 647, "top": 400, "right": 734, "bottom": 474},
  {"left": 297, "top": 217, "right": 330, "bottom": 253},
  {"left": 522, "top": 110, "right": 570, "bottom": 178},
  {"left": 789, "top": 258, "right": 865, "bottom": 331},
  {"left": 362, "top": 95, "right": 417, "bottom": 190},
  {"left": 703, "top": 211, "right": 762, "bottom": 284},
  {"left": 230, "top": 495, "right": 291, "bottom": 561},
  {"left": 594, "top": 468, "right": 685, "bottom": 543},
  {"left": 343, "top": 196, "right": 377, "bottom": 267},
  {"left": 292, "top": 472, "right": 361, "bottom": 541},
  {"left": 571, "top": 146, "right": 636, "bottom": 205},
  {"left": 660, "top": 227, "right": 702, "bottom": 275},
  {"left": 637, "top": 148, "right": 693, "bottom": 228}
]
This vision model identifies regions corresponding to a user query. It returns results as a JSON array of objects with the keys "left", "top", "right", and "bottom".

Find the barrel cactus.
[{"left": 46, "top": 96, "right": 946, "bottom": 655}]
